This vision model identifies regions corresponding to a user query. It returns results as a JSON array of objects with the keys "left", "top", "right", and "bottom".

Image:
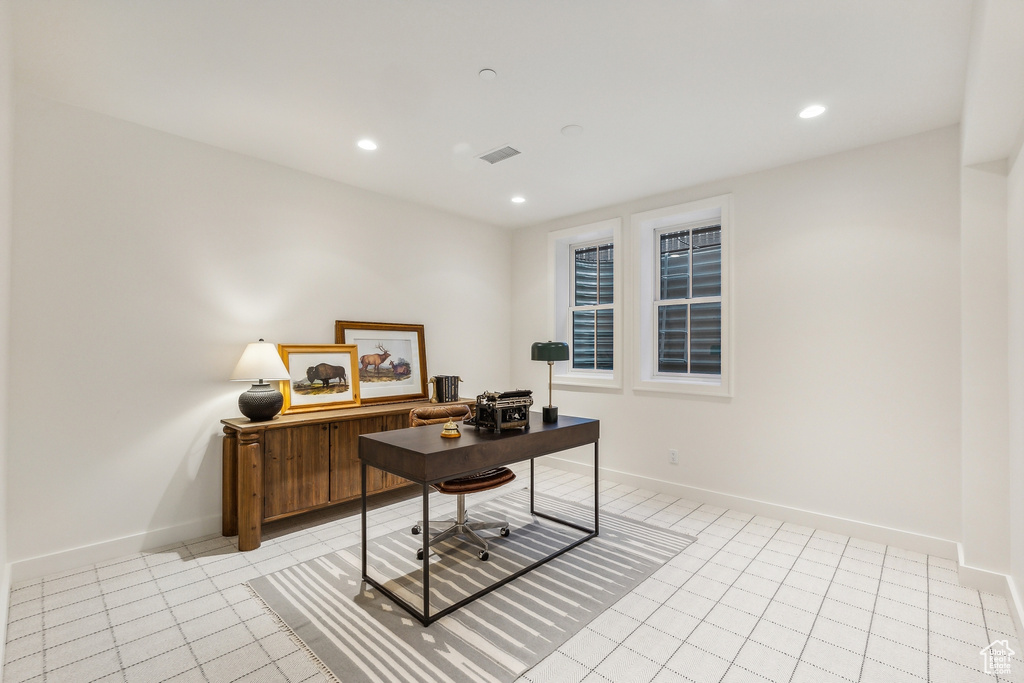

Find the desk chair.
[{"left": 409, "top": 404, "right": 515, "bottom": 561}]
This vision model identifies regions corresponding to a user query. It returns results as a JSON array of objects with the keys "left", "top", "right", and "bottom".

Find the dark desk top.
[{"left": 359, "top": 413, "right": 599, "bottom": 484}]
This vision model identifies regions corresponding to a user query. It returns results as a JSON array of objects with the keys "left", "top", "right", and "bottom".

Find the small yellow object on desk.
[{"left": 440, "top": 419, "right": 461, "bottom": 438}]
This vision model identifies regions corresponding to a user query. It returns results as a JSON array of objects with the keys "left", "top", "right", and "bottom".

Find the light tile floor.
[{"left": 4, "top": 466, "right": 1021, "bottom": 683}]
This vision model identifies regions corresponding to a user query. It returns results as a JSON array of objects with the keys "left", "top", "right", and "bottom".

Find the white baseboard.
[
  {"left": 955, "top": 546, "right": 1024, "bottom": 641},
  {"left": 543, "top": 455, "right": 1024, "bottom": 637},
  {"left": 6, "top": 461, "right": 550, "bottom": 583},
  {"left": 0, "top": 561, "right": 10, "bottom": 677},
  {"left": 960, "top": 567, "right": 1024, "bottom": 644},
  {"left": 10, "top": 515, "right": 221, "bottom": 583},
  {"left": 10, "top": 458, "right": 1023, "bottom": 646},
  {"left": 956, "top": 545, "right": 1009, "bottom": 595},
  {"left": 1008, "top": 577, "right": 1024, "bottom": 643},
  {"left": 540, "top": 455, "right": 960, "bottom": 558}
]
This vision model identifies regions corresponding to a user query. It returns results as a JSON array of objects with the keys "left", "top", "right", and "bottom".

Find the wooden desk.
[{"left": 359, "top": 412, "right": 600, "bottom": 625}]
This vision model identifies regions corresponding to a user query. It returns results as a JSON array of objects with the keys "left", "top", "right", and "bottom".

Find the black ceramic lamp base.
[
  {"left": 542, "top": 405, "right": 559, "bottom": 423},
  {"left": 238, "top": 382, "right": 284, "bottom": 422}
]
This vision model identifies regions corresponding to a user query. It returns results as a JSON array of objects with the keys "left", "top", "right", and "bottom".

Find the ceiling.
[{"left": 12, "top": 0, "right": 975, "bottom": 229}]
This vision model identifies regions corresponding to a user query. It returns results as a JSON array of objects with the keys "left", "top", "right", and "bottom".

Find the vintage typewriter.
[{"left": 468, "top": 389, "right": 534, "bottom": 433}]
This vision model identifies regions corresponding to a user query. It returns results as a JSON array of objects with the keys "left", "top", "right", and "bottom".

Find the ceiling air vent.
[{"left": 478, "top": 145, "right": 521, "bottom": 164}]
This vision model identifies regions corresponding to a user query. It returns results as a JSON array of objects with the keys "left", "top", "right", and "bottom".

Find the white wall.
[
  {"left": 0, "top": 0, "right": 13, "bottom": 662},
  {"left": 1009, "top": 146, "right": 1024, "bottom": 619},
  {"left": 8, "top": 93, "right": 512, "bottom": 577},
  {"left": 513, "top": 127, "right": 962, "bottom": 544},
  {"left": 958, "top": 0, "right": 1024, "bottom": 615},
  {"left": 960, "top": 162, "right": 1010, "bottom": 573}
]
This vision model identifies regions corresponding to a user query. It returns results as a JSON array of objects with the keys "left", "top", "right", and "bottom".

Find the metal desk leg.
[
  {"left": 422, "top": 482, "right": 430, "bottom": 622},
  {"left": 361, "top": 461, "right": 368, "bottom": 578},
  {"left": 594, "top": 441, "right": 600, "bottom": 535},
  {"left": 530, "top": 458, "right": 535, "bottom": 515}
]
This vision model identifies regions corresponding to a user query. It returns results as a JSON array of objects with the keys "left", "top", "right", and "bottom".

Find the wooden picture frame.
[
  {"left": 278, "top": 344, "right": 361, "bottom": 414},
  {"left": 334, "top": 321, "right": 428, "bottom": 404}
]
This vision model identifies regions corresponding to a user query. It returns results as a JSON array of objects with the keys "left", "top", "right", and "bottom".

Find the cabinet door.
[
  {"left": 356, "top": 415, "right": 414, "bottom": 493},
  {"left": 362, "top": 416, "right": 390, "bottom": 493},
  {"left": 263, "top": 424, "right": 330, "bottom": 519},
  {"left": 329, "top": 420, "right": 361, "bottom": 502},
  {"left": 329, "top": 414, "right": 417, "bottom": 501},
  {"left": 330, "top": 417, "right": 398, "bottom": 500},
  {"left": 382, "top": 414, "right": 412, "bottom": 490}
]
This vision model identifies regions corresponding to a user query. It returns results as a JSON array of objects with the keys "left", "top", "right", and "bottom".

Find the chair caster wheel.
[
  {"left": 499, "top": 527, "right": 510, "bottom": 537},
  {"left": 411, "top": 525, "right": 420, "bottom": 535},
  {"left": 478, "top": 551, "right": 489, "bottom": 561},
  {"left": 416, "top": 548, "right": 424, "bottom": 561}
]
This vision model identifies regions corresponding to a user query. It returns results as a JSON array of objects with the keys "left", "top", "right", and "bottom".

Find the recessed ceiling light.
[
  {"left": 357, "top": 139, "right": 378, "bottom": 151},
  {"left": 479, "top": 69, "right": 497, "bottom": 81},
  {"left": 561, "top": 124, "right": 584, "bottom": 137},
  {"left": 799, "top": 105, "right": 827, "bottom": 119},
  {"left": 511, "top": 196, "right": 526, "bottom": 204}
]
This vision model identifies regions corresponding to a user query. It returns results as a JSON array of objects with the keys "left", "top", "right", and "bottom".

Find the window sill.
[
  {"left": 633, "top": 376, "right": 731, "bottom": 397},
  {"left": 553, "top": 372, "right": 621, "bottom": 390}
]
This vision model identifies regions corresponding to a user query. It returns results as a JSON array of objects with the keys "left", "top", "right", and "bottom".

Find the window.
[
  {"left": 549, "top": 218, "right": 622, "bottom": 388},
  {"left": 570, "top": 242, "right": 614, "bottom": 370},
  {"left": 656, "top": 224, "right": 721, "bottom": 376},
  {"left": 633, "top": 195, "right": 731, "bottom": 396}
]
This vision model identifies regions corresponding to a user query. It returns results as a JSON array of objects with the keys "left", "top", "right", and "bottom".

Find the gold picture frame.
[
  {"left": 334, "top": 321, "right": 428, "bottom": 404},
  {"left": 278, "top": 344, "right": 361, "bottom": 414}
]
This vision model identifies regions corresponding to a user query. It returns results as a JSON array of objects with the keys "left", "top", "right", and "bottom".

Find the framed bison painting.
[
  {"left": 334, "top": 321, "right": 428, "bottom": 404},
  {"left": 277, "top": 344, "right": 361, "bottom": 414}
]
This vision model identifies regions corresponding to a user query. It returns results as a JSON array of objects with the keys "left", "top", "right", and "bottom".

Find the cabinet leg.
[
  {"left": 238, "top": 434, "right": 263, "bottom": 551},
  {"left": 222, "top": 428, "right": 238, "bottom": 537}
]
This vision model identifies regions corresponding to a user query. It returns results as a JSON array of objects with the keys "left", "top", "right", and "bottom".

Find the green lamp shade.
[{"left": 531, "top": 341, "right": 569, "bottom": 362}]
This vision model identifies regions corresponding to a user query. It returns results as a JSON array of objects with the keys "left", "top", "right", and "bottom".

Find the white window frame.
[
  {"left": 653, "top": 220, "right": 722, "bottom": 379},
  {"left": 568, "top": 238, "right": 615, "bottom": 373},
  {"left": 548, "top": 218, "right": 622, "bottom": 389},
  {"left": 632, "top": 195, "right": 732, "bottom": 396}
]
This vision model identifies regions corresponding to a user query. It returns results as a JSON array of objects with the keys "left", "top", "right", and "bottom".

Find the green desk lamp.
[{"left": 531, "top": 341, "right": 569, "bottom": 422}]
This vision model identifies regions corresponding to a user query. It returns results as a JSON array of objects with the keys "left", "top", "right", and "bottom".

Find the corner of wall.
[
  {"left": 0, "top": 0, "right": 13, "bottom": 671},
  {"left": 1008, "top": 127, "right": 1024, "bottom": 646},
  {"left": 0, "top": 563, "right": 8, "bottom": 673},
  {"left": 957, "top": 546, "right": 1024, "bottom": 651},
  {"left": 960, "top": 164, "right": 1011, "bottom": 574}
]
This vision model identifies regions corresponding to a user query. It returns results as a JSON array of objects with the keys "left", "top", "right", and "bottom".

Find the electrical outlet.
[{"left": 669, "top": 449, "right": 679, "bottom": 465}]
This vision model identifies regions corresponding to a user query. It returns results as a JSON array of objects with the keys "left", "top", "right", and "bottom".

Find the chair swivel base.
[
  {"left": 412, "top": 517, "right": 509, "bottom": 561},
  {"left": 412, "top": 489, "right": 511, "bottom": 561}
]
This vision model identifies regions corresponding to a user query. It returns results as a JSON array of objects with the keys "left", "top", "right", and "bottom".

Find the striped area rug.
[{"left": 249, "top": 490, "right": 697, "bottom": 683}]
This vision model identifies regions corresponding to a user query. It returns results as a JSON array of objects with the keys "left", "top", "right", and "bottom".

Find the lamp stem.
[{"left": 548, "top": 361, "right": 554, "bottom": 408}]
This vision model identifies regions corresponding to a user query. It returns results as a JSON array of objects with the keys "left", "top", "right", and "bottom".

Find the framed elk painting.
[
  {"left": 278, "top": 344, "right": 361, "bottom": 414},
  {"left": 334, "top": 321, "right": 428, "bottom": 404}
]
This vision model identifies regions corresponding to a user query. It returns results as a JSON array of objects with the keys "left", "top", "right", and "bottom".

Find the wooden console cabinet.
[{"left": 222, "top": 399, "right": 470, "bottom": 551}]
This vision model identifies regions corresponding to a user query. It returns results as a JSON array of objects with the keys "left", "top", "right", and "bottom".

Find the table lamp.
[
  {"left": 531, "top": 341, "right": 569, "bottom": 422},
  {"left": 230, "top": 339, "right": 291, "bottom": 421}
]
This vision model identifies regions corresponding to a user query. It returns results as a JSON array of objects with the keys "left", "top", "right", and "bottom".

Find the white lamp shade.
[{"left": 230, "top": 340, "right": 290, "bottom": 382}]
